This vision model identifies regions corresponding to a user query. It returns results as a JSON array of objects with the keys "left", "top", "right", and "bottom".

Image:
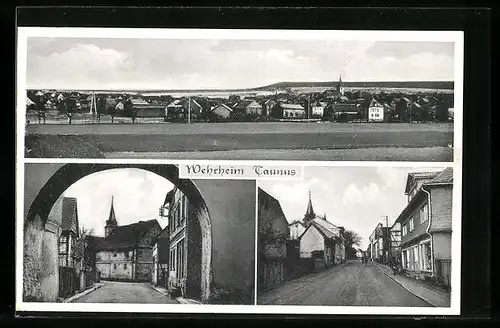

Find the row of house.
[
  {"left": 26, "top": 76, "right": 454, "bottom": 123},
  {"left": 366, "top": 167, "right": 453, "bottom": 289},
  {"left": 258, "top": 189, "right": 346, "bottom": 292}
]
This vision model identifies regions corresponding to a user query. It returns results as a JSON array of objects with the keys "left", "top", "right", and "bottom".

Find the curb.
[
  {"left": 372, "top": 263, "right": 441, "bottom": 307},
  {"left": 149, "top": 285, "right": 200, "bottom": 304},
  {"left": 63, "top": 283, "right": 104, "bottom": 303}
]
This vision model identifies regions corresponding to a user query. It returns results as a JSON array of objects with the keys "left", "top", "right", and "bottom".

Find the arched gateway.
[{"left": 23, "top": 163, "right": 213, "bottom": 302}]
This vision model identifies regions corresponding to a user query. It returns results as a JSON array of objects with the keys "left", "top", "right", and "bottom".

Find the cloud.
[
  {"left": 26, "top": 38, "right": 456, "bottom": 89},
  {"left": 342, "top": 182, "right": 381, "bottom": 205}
]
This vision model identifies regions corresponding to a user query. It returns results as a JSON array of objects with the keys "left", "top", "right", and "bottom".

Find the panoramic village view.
[
  {"left": 24, "top": 38, "right": 455, "bottom": 161},
  {"left": 23, "top": 165, "right": 256, "bottom": 305},
  {"left": 257, "top": 166, "right": 453, "bottom": 307}
]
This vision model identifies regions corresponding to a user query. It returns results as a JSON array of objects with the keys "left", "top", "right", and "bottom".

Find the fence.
[
  {"left": 435, "top": 259, "right": 451, "bottom": 288},
  {"left": 59, "top": 267, "right": 78, "bottom": 299},
  {"left": 258, "top": 258, "right": 284, "bottom": 292}
]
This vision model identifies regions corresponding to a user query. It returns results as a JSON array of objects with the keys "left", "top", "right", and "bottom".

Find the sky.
[
  {"left": 49, "top": 168, "right": 174, "bottom": 237},
  {"left": 258, "top": 166, "right": 445, "bottom": 250},
  {"left": 26, "top": 38, "right": 455, "bottom": 90}
]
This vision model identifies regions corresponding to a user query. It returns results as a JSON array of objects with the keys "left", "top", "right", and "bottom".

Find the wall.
[
  {"left": 258, "top": 190, "right": 288, "bottom": 259},
  {"left": 193, "top": 179, "right": 255, "bottom": 304},
  {"left": 400, "top": 194, "right": 429, "bottom": 247},
  {"left": 96, "top": 250, "right": 134, "bottom": 280},
  {"left": 300, "top": 227, "right": 324, "bottom": 258},
  {"left": 212, "top": 106, "right": 231, "bottom": 119},
  {"left": 23, "top": 214, "right": 60, "bottom": 302},
  {"left": 135, "top": 248, "right": 154, "bottom": 281},
  {"left": 432, "top": 232, "right": 452, "bottom": 260},
  {"left": 430, "top": 186, "right": 453, "bottom": 232}
]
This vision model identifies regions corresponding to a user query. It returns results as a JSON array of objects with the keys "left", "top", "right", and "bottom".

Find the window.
[
  {"left": 59, "top": 234, "right": 67, "bottom": 254},
  {"left": 113, "top": 264, "right": 117, "bottom": 269},
  {"left": 124, "top": 263, "right": 127, "bottom": 269},
  {"left": 113, "top": 251, "right": 117, "bottom": 257},
  {"left": 409, "top": 217, "right": 414, "bottom": 231},
  {"left": 412, "top": 246, "right": 419, "bottom": 270},
  {"left": 402, "top": 225, "right": 408, "bottom": 236},
  {"left": 420, "top": 203, "right": 429, "bottom": 223}
]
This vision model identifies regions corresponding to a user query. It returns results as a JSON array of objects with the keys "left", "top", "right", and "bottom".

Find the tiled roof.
[
  {"left": 309, "top": 218, "right": 342, "bottom": 240},
  {"left": 61, "top": 197, "right": 79, "bottom": 235},
  {"left": 99, "top": 219, "right": 161, "bottom": 250},
  {"left": 425, "top": 167, "right": 453, "bottom": 185},
  {"left": 130, "top": 98, "right": 149, "bottom": 105}
]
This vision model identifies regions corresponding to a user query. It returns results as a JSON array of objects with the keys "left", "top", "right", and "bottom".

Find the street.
[
  {"left": 258, "top": 260, "right": 431, "bottom": 307},
  {"left": 72, "top": 281, "right": 178, "bottom": 304}
]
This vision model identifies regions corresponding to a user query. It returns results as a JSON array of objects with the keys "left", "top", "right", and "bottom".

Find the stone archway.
[{"left": 23, "top": 163, "right": 213, "bottom": 302}]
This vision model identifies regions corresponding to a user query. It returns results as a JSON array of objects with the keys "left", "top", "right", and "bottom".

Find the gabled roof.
[
  {"left": 26, "top": 97, "right": 36, "bottom": 106},
  {"left": 369, "top": 98, "right": 383, "bottom": 108},
  {"left": 101, "top": 219, "right": 161, "bottom": 250},
  {"left": 61, "top": 197, "right": 79, "bottom": 236},
  {"left": 163, "top": 188, "right": 176, "bottom": 206},
  {"left": 425, "top": 167, "right": 453, "bottom": 185},
  {"left": 300, "top": 217, "right": 342, "bottom": 241},
  {"left": 232, "top": 99, "right": 254, "bottom": 110},
  {"left": 404, "top": 171, "right": 441, "bottom": 195},
  {"left": 129, "top": 98, "right": 149, "bottom": 105},
  {"left": 289, "top": 220, "right": 305, "bottom": 227},
  {"left": 211, "top": 103, "right": 233, "bottom": 112}
]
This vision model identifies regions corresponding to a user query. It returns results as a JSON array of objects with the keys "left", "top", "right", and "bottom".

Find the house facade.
[
  {"left": 390, "top": 222, "right": 402, "bottom": 264},
  {"left": 368, "top": 98, "right": 385, "bottom": 122},
  {"left": 210, "top": 103, "right": 233, "bottom": 120},
  {"left": 152, "top": 226, "right": 169, "bottom": 287},
  {"left": 257, "top": 188, "right": 289, "bottom": 292},
  {"left": 396, "top": 168, "right": 453, "bottom": 288},
  {"left": 94, "top": 197, "right": 162, "bottom": 282},
  {"left": 233, "top": 99, "right": 263, "bottom": 115},
  {"left": 280, "top": 103, "right": 306, "bottom": 119},
  {"left": 289, "top": 220, "right": 306, "bottom": 240}
]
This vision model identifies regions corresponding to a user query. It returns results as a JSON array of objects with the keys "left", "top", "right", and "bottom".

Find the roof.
[
  {"left": 61, "top": 197, "right": 79, "bottom": 235},
  {"left": 106, "top": 197, "right": 118, "bottom": 226},
  {"left": 425, "top": 167, "right": 453, "bottom": 185},
  {"left": 164, "top": 188, "right": 176, "bottom": 206},
  {"left": 100, "top": 219, "right": 161, "bottom": 250},
  {"left": 211, "top": 103, "right": 233, "bottom": 112},
  {"left": 129, "top": 98, "right": 149, "bottom": 105},
  {"left": 302, "top": 217, "right": 343, "bottom": 241},
  {"left": 280, "top": 103, "right": 304, "bottom": 110},
  {"left": 289, "top": 220, "right": 305, "bottom": 227},
  {"left": 26, "top": 97, "right": 36, "bottom": 106},
  {"left": 232, "top": 100, "right": 254, "bottom": 110},
  {"left": 404, "top": 171, "right": 440, "bottom": 194},
  {"left": 369, "top": 98, "right": 383, "bottom": 108}
]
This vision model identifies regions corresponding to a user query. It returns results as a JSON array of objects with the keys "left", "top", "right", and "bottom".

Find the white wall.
[
  {"left": 300, "top": 227, "right": 324, "bottom": 258},
  {"left": 290, "top": 223, "right": 305, "bottom": 240}
]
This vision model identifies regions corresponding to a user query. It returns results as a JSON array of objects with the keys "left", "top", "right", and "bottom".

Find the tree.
[
  {"left": 258, "top": 219, "right": 286, "bottom": 260},
  {"left": 58, "top": 97, "right": 77, "bottom": 124},
  {"left": 35, "top": 94, "right": 46, "bottom": 124},
  {"left": 79, "top": 225, "right": 94, "bottom": 238},
  {"left": 124, "top": 100, "right": 137, "bottom": 124},
  {"left": 96, "top": 96, "right": 106, "bottom": 122},
  {"left": 343, "top": 230, "right": 362, "bottom": 260}
]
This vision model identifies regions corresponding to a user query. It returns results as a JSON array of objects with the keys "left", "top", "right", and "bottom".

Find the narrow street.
[
  {"left": 73, "top": 281, "right": 178, "bottom": 304},
  {"left": 258, "top": 260, "right": 431, "bottom": 307}
]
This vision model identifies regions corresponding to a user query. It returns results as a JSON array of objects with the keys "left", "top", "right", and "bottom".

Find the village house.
[
  {"left": 368, "top": 98, "right": 385, "bottom": 122},
  {"left": 257, "top": 188, "right": 289, "bottom": 292},
  {"left": 54, "top": 197, "right": 81, "bottom": 298},
  {"left": 210, "top": 103, "right": 234, "bottom": 120},
  {"left": 311, "top": 100, "right": 328, "bottom": 118},
  {"left": 126, "top": 98, "right": 165, "bottom": 118},
  {"left": 298, "top": 192, "right": 346, "bottom": 272},
  {"left": 232, "top": 99, "right": 264, "bottom": 115},
  {"left": 277, "top": 103, "right": 306, "bottom": 119},
  {"left": 264, "top": 98, "right": 279, "bottom": 116},
  {"left": 165, "top": 98, "right": 203, "bottom": 121},
  {"left": 93, "top": 196, "right": 162, "bottom": 282},
  {"left": 151, "top": 225, "right": 169, "bottom": 287},
  {"left": 289, "top": 220, "right": 306, "bottom": 240},
  {"left": 390, "top": 222, "right": 402, "bottom": 264},
  {"left": 395, "top": 167, "right": 453, "bottom": 288}
]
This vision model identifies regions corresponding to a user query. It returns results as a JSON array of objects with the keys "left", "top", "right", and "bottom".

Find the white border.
[{"left": 16, "top": 27, "right": 463, "bottom": 316}]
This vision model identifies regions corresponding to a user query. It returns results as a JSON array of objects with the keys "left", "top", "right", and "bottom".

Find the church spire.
[
  {"left": 304, "top": 190, "right": 316, "bottom": 222},
  {"left": 105, "top": 195, "right": 118, "bottom": 237}
]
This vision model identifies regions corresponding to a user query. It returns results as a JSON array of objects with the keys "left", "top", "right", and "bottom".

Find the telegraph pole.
[{"left": 188, "top": 96, "right": 191, "bottom": 124}]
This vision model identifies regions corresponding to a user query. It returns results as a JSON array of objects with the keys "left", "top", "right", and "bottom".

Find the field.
[{"left": 25, "top": 122, "right": 454, "bottom": 161}]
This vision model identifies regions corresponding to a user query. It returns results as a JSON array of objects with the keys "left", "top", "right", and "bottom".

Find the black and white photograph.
[
  {"left": 19, "top": 28, "right": 460, "bottom": 161},
  {"left": 257, "top": 165, "right": 456, "bottom": 308},
  {"left": 22, "top": 163, "right": 256, "bottom": 305}
]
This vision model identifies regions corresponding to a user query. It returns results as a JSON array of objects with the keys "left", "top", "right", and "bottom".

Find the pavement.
[
  {"left": 149, "top": 284, "right": 202, "bottom": 304},
  {"left": 62, "top": 283, "right": 104, "bottom": 303},
  {"left": 257, "top": 260, "right": 432, "bottom": 307},
  {"left": 70, "top": 280, "right": 178, "bottom": 304},
  {"left": 372, "top": 262, "right": 451, "bottom": 307}
]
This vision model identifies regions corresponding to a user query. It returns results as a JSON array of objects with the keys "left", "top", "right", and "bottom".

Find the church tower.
[
  {"left": 105, "top": 195, "right": 118, "bottom": 237},
  {"left": 303, "top": 190, "right": 316, "bottom": 223},
  {"left": 337, "top": 73, "right": 344, "bottom": 96}
]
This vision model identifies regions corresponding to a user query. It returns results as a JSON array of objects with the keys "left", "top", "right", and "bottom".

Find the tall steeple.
[
  {"left": 304, "top": 190, "right": 316, "bottom": 223},
  {"left": 337, "top": 73, "right": 344, "bottom": 96},
  {"left": 105, "top": 195, "right": 118, "bottom": 237}
]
